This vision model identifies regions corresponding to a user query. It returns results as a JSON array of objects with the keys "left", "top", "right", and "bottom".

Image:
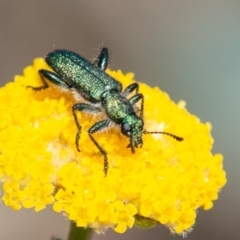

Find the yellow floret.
[{"left": 0, "top": 58, "right": 226, "bottom": 235}]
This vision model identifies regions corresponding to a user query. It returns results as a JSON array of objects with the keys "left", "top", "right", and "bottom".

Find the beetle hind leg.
[
  {"left": 94, "top": 48, "right": 109, "bottom": 71},
  {"left": 27, "top": 69, "right": 71, "bottom": 91}
]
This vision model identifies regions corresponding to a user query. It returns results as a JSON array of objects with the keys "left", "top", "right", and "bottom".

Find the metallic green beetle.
[{"left": 29, "top": 48, "right": 183, "bottom": 174}]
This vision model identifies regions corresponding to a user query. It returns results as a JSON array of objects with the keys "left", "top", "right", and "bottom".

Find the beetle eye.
[{"left": 122, "top": 123, "right": 131, "bottom": 136}]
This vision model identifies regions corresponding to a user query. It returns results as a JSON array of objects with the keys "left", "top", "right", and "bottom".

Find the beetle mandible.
[{"left": 28, "top": 48, "right": 183, "bottom": 175}]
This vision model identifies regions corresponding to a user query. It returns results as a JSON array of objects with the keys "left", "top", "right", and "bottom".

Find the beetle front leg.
[
  {"left": 129, "top": 93, "right": 144, "bottom": 119},
  {"left": 123, "top": 82, "right": 139, "bottom": 97},
  {"left": 27, "top": 69, "right": 71, "bottom": 91},
  {"left": 88, "top": 119, "right": 111, "bottom": 175},
  {"left": 72, "top": 103, "right": 101, "bottom": 152}
]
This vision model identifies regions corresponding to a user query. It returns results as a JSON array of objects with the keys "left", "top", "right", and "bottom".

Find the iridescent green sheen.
[{"left": 46, "top": 49, "right": 122, "bottom": 102}]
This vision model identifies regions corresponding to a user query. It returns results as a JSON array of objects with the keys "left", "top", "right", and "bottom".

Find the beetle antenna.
[{"left": 143, "top": 130, "right": 183, "bottom": 142}]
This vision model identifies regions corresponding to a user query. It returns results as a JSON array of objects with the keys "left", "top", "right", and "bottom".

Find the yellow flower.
[{"left": 0, "top": 58, "right": 226, "bottom": 235}]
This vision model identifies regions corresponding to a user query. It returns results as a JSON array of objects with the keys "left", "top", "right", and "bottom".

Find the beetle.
[{"left": 28, "top": 48, "right": 183, "bottom": 174}]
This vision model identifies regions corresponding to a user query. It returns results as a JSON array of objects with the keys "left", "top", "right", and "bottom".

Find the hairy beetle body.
[{"left": 28, "top": 47, "right": 183, "bottom": 174}]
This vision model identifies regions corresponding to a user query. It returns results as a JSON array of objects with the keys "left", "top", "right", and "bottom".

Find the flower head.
[{"left": 0, "top": 58, "right": 226, "bottom": 234}]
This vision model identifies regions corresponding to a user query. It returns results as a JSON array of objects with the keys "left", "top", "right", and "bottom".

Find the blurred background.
[{"left": 0, "top": 1, "right": 239, "bottom": 239}]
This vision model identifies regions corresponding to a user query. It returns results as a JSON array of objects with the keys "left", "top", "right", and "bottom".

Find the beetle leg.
[
  {"left": 128, "top": 93, "right": 144, "bottom": 119},
  {"left": 27, "top": 69, "right": 71, "bottom": 90},
  {"left": 72, "top": 103, "right": 101, "bottom": 152},
  {"left": 88, "top": 119, "right": 111, "bottom": 175},
  {"left": 122, "top": 83, "right": 143, "bottom": 116},
  {"left": 123, "top": 82, "right": 139, "bottom": 97},
  {"left": 94, "top": 47, "right": 109, "bottom": 71}
]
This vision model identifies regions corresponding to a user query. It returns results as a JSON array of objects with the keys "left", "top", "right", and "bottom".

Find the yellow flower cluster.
[{"left": 0, "top": 58, "right": 226, "bottom": 234}]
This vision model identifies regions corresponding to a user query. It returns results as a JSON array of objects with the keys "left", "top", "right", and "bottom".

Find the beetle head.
[{"left": 121, "top": 114, "right": 143, "bottom": 153}]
